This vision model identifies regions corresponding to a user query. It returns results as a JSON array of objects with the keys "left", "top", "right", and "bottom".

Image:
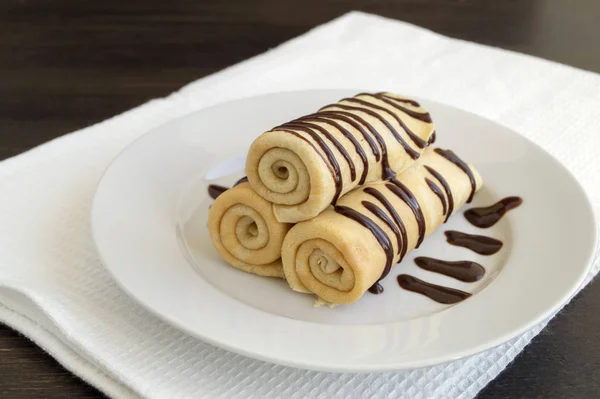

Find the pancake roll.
[
  {"left": 208, "top": 182, "right": 292, "bottom": 278},
  {"left": 281, "top": 147, "right": 482, "bottom": 304},
  {"left": 245, "top": 92, "right": 436, "bottom": 223}
]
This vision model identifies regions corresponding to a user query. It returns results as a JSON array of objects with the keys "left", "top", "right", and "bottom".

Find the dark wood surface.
[{"left": 1, "top": 1, "right": 599, "bottom": 398}]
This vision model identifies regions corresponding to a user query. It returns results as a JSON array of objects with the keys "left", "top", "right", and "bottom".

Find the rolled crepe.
[
  {"left": 281, "top": 147, "right": 483, "bottom": 304},
  {"left": 246, "top": 92, "right": 436, "bottom": 223},
  {"left": 208, "top": 182, "right": 292, "bottom": 278}
]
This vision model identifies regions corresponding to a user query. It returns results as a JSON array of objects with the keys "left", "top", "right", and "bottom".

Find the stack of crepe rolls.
[
  {"left": 208, "top": 92, "right": 482, "bottom": 306},
  {"left": 245, "top": 92, "right": 436, "bottom": 223},
  {"left": 281, "top": 147, "right": 482, "bottom": 304},
  {"left": 208, "top": 181, "right": 292, "bottom": 278},
  {"left": 209, "top": 92, "right": 435, "bottom": 278}
]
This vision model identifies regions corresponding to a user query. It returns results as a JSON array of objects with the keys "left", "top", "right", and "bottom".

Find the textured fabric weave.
[{"left": 0, "top": 11, "right": 599, "bottom": 399}]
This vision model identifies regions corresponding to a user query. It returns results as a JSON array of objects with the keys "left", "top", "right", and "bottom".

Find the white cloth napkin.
[{"left": 1, "top": 11, "right": 599, "bottom": 399}]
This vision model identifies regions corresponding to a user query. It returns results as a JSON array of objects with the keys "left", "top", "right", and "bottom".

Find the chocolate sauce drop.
[
  {"left": 464, "top": 197, "right": 523, "bottom": 228},
  {"left": 208, "top": 176, "right": 248, "bottom": 200},
  {"left": 368, "top": 283, "right": 384, "bottom": 294},
  {"left": 208, "top": 184, "right": 228, "bottom": 200},
  {"left": 414, "top": 257, "right": 485, "bottom": 282},
  {"left": 445, "top": 231, "right": 503, "bottom": 255},
  {"left": 428, "top": 131, "right": 436, "bottom": 144},
  {"left": 234, "top": 176, "right": 248, "bottom": 186},
  {"left": 397, "top": 274, "right": 471, "bottom": 304}
]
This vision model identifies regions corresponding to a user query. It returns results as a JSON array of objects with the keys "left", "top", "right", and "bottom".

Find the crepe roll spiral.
[
  {"left": 208, "top": 182, "right": 292, "bottom": 278},
  {"left": 246, "top": 92, "right": 436, "bottom": 223},
  {"left": 281, "top": 147, "right": 483, "bottom": 304}
]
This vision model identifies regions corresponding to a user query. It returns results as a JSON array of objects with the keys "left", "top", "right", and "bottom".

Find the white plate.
[{"left": 91, "top": 90, "right": 597, "bottom": 372}]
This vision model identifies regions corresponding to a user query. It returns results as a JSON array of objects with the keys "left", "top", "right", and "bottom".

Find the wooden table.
[{"left": 1, "top": 1, "right": 599, "bottom": 398}]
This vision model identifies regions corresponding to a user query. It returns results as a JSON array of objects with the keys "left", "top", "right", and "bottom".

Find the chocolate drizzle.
[
  {"left": 464, "top": 197, "right": 523, "bottom": 228},
  {"left": 386, "top": 179, "right": 426, "bottom": 248},
  {"left": 434, "top": 148, "right": 477, "bottom": 203},
  {"left": 428, "top": 131, "right": 437, "bottom": 144},
  {"left": 368, "top": 283, "right": 384, "bottom": 294},
  {"left": 362, "top": 201, "right": 403, "bottom": 262},
  {"left": 425, "top": 178, "right": 447, "bottom": 215},
  {"left": 343, "top": 95, "right": 428, "bottom": 148},
  {"left": 280, "top": 121, "right": 356, "bottom": 182},
  {"left": 424, "top": 165, "right": 454, "bottom": 222},
  {"left": 277, "top": 123, "right": 349, "bottom": 203},
  {"left": 376, "top": 93, "right": 421, "bottom": 107},
  {"left": 266, "top": 93, "right": 437, "bottom": 206},
  {"left": 322, "top": 103, "right": 420, "bottom": 160},
  {"left": 445, "top": 230, "right": 503, "bottom": 255},
  {"left": 414, "top": 257, "right": 485, "bottom": 282},
  {"left": 397, "top": 274, "right": 471, "bottom": 304},
  {"left": 312, "top": 111, "right": 381, "bottom": 162},
  {"left": 208, "top": 176, "right": 248, "bottom": 200},
  {"left": 296, "top": 115, "right": 369, "bottom": 184},
  {"left": 334, "top": 205, "right": 394, "bottom": 294},
  {"left": 363, "top": 187, "right": 408, "bottom": 261},
  {"left": 234, "top": 176, "right": 248, "bottom": 186},
  {"left": 316, "top": 108, "right": 395, "bottom": 180},
  {"left": 277, "top": 128, "right": 342, "bottom": 203},
  {"left": 208, "top": 184, "right": 228, "bottom": 200},
  {"left": 371, "top": 93, "right": 433, "bottom": 124}
]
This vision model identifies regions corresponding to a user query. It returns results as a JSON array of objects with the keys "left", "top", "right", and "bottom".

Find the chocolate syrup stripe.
[
  {"left": 362, "top": 200, "right": 403, "bottom": 262},
  {"left": 334, "top": 178, "right": 427, "bottom": 293},
  {"left": 375, "top": 92, "right": 421, "bottom": 107},
  {"left": 279, "top": 121, "right": 356, "bottom": 183},
  {"left": 397, "top": 274, "right": 471, "bottom": 304},
  {"left": 342, "top": 97, "right": 426, "bottom": 147},
  {"left": 350, "top": 94, "right": 430, "bottom": 147},
  {"left": 464, "top": 196, "right": 523, "bottom": 228},
  {"left": 323, "top": 103, "right": 420, "bottom": 160},
  {"left": 234, "top": 176, "right": 248, "bottom": 186},
  {"left": 414, "top": 256, "right": 485, "bottom": 282},
  {"left": 275, "top": 126, "right": 343, "bottom": 204},
  {"left": 424, "top": 165, "right": 454, "bottom": 222},
  {"left": 207, "top": 176, "right": 248, "bottom": 200},
  {"left": 363, "top": 187, "right": 408, "bottom": 261},
  {"left": 368, "top": 283, "right": 384, "bottom": 294},
  {"left": 310, "top": 111, "right": 381, "bottom": 162},
  {"left": 428, "top": 131, "right": 436, "bottom": 144},
  {"left": 294, "top": 115, "right": 369, "bottom": 184},
  {"left": 386, "top": 179, "right": 426, "bottom": 248},
  {"left": 316, "top": 107, "right": 395, "bottom": 180},
  {"left": 445, "top": 230, "right": 503, "bottom": 255},
  {"left": 434, "top": 148, "right": 477, "bottom": 203},
  {"left": 334, "top": 205, "right": 394, "bottom": 295},
  {"left": 370, "top": 93, "right": 433, "bottom": 123},
  {"left": 208, "top": 184, "right": 228, "bottom": 200},
  {"left": 425, "top": 178, "right": 447, "bottom": 215}
]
